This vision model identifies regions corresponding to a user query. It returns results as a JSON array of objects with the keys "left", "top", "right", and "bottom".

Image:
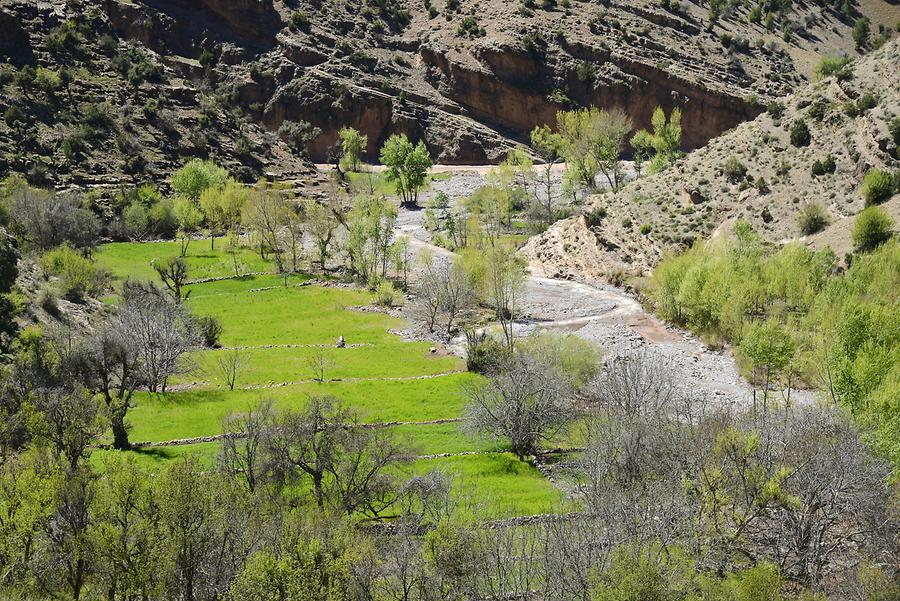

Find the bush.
[
  {"left": 465, "top": 329, "right": 508, "bottom": 374},
  {"left": 195, "top": 315, "right": 223, "bottom": 348},
  {"left": 810, "top": 155, "right": 836, "bottom": 176},
  {"left": 766, "top": 101, "right": 785, "bottom": 119},
  {"left": 798, "top": 203, "right": 830, "bottom": 235},
  {"left": 856, "top": 91, "right": 877, "bottom": 112},
  {"left": 860, "top": 169, "right": 895, "bottom": 205},
  {"left": 852, "top": 206, "right": 894, "bottom": 252},
  {"left": 640, "top": 223, "right": 652, "bottom": 235},
  {"left": 585, "top": 205, "right": 607, "bottom": 227},
  {"left": 39, "top": 244, "right": 103, "bottom": 301},
  {"left": 790, "top": 119, "right": 811, "bottom": 147},
  {"left": 814, "top": 54, "right": 851, "bottom": 80},
  {"left": 722, "top": 156, "right": 747, "bottom": 182},
  {"left": 374, "top": 280, "right": 401, "bottom": 307}
]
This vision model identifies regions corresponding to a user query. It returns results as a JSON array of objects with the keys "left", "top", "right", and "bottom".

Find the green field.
[{"left": 97, "top": 240, "right": 565, "bottom": 517}]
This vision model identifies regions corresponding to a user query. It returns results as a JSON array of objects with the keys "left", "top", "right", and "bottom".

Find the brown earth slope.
[{"left": 521, "top": 40, "right": 900, "bottom": 280}]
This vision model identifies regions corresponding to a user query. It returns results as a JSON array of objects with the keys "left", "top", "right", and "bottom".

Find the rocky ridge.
[{"left": 521, "top": 39, "right": 900, "bottom": 280}]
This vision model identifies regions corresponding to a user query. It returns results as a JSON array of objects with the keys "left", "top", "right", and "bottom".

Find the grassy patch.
[
  {"left": 127, "top": 373, "right": 477, "bottom": 443},
  {"left": 178, "top": 343, "right": 462, "bottom": 387},
  {"left": 411, "top": 454, "right": 567, "bottom": 518},
  {"left": 96, "top": 240, "right": 275, "bottom": 283}
]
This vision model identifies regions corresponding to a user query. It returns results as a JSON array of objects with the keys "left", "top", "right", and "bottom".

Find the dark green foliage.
[
  {"left": 766, "top": 101, "right": 785, "bottom": 119},
  {"left": 853, "top": 17, "right": 870, "bottom": 50},
  {"left": 465, "top": 329, "right": 508, "bottom": 374},
  {"left": 458, "top": 16, "right": 485, "bottom": 38},
  {"left": 811, "top": 155, "right": 836, "bottom": 176},
  {"left": 856, "top": 91, "right": 877, "bottom": 112},
  {"left": 288, "top": 11, "right": 310, "bottom": 32},
  {"left": 195, "top": 314, "right": 223, "bottom": 348},
  {"left": 790, "top": 119, "right": 811, "bottom": 147}
]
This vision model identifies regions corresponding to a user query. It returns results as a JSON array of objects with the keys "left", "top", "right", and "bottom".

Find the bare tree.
[
  {"left": 152, "top": 256, "right": 190, "bottom": 304},
  {"left": 306, "top": 199, "right": 342, "bottom": 273},
  {"left": 306, "top": 347, "right": 334, "bottom": 383},
  {"left": 215, "top": 348, "right": 246, "bottom": 391},
  {"left": 30, "top": 386, "right": 102, "bottom": 471},
  {"left": 119, "top": 282, "right": 197, "bottom": 394},
  {"left": 464, "top": 351, "right": 575, "bottom": 461},
  {"left": 261, "top": 396, "right": 350, "bottom": 508},
  {"left": 485, "top": 248, "right": 525, "bottom": 349},
  {"left": 414, "top": 250, "right": 443, "bottom": 333},
  {"left": 219, "top": 400, "right": 272, "bottom": 493},
  {"left": 439, "top": 262, "right": 474, "bottom": 338}
]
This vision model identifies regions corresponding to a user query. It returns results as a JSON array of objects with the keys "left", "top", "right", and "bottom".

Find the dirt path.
[{"left": 390, "top": 167, "right": 815, "bottom": 408}]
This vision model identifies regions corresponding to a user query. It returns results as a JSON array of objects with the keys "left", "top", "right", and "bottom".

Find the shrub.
[
  {"left": 457, "top": 17, "right": 484, "bottom": 38},
  {"left": 39, "top": 244, "right": 102, "bottom": 301},
  {"left": 814, "top": 54, "right": 851, "bottom": 80},
  {"left": 374, "top": 280, "right": 401, "bottom": 307},
  {"left": 860, "top": 169, "right": 895, "bottom": 205},
  {"left": 852, "top": 206, "right": 894, "bottom": 252},
  {"left": 766, "top": 101, "right": 785, "bottom": 119},
  {"left": 798, "top": 202, "right": 830, "bottom": 235},
  {"left": 585, "top": 205, "right": 607, "bottom": 227},
  {"left": 36, "top": 284, "right": 60, "bottom": 315},
  {"left": 288, "top": 11, "right": 310, "bottom": 32},
  {"left": 790, "top": 119, "right": 810, "bottom": 147},
  {"left": 811, "top": 155, "right": 836, "bottom": 176},
  {"left": 465, "top": 329, "right": 508, "bottom": 374},
  {"left": 856, "top": 91, "right": 877, "bottom": 112},
  {"left": 640, "top": 223, "right": 653, "bottom": 235},
  {"left": 722, "top": 156, "right": 747, "bottom": 182},
  {"left": 195, "top": 315, "right": 223, "bottom": 347}
]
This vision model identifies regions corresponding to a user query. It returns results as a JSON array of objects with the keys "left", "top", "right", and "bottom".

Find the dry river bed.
[{"left": 375, "top": 166, "right": 814, "bottom": 408}]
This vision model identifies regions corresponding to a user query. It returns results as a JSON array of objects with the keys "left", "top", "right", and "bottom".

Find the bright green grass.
[
  {"left": 90, "top": 442, "right": 219, "bottom": 472},
  {"left": 185, "top": 283, "right": 399, "bottom": 347},
  {"left": 175, "top": 343, "right": 462, "bottom": 387},
  {"left": 411, "top": 454, "right": 567, "bottom": 518},
  {"left": 96, "top": 241, "right": 275, "bottom": 283},
  {"left": 393, "top": 423, "right": 501, "bottom": 456},
  {"left": 127, "top": 373, "right": 477, "bottom": 443}
]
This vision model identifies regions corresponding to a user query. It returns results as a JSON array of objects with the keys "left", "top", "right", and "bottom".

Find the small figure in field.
[{"left": 336, "top": 336, "right": 346, "bottom": 348}]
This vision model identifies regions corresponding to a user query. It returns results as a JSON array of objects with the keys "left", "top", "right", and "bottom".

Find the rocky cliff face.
[
  {"left": 96, "top": 0, "right": 894, "bottom": 164},
  {"left": 2, "top": 0, "right": 897, "bottom": 189}
]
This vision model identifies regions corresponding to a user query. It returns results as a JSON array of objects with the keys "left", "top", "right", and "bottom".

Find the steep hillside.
[
  {"left": 522, "top": 39, "right": 900, "bottom": 279},
  {"left": 1, "top": 0, "right": 896, "bottom": 190},
  {"left": 0, "top": 0, "right": 314, "bottom": 192}
]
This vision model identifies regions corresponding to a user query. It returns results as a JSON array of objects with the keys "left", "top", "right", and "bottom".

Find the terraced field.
[{"left": 92, "top": 242, "right": 566, "bottom": 517}]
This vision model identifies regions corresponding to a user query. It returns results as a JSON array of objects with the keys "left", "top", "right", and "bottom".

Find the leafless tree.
[
  {"left": 215, "top": 348, "right": 246, "bottom": 391},
  {"left": 414, "top": 251, "right": 443, "bottom": 333},
  {"left": 261, "top": 396, "right": 351, "bottom": 508},
  {"left": 306, "top": 347, "right": 334, "bottom": 382},
  {"left": 118, "top": 281, "right": 197, "bottom": 394},
  {"left": 219, "top": 400, "right": 273, "bottom": 493},
  {"left": 485, "top": 248, "right": 525, "bottom": 349},
  {"left": 439, "top": 262, "right": 474, "bottom": 338},
  {"left": 306, "top": 198, "right": 342, "bottom": 273},
  {"left": 152, "top": 256, "right": 190, "bottom": 304},
  {"left": 464, "top": 351, "right": 575, "bottom": 461}
]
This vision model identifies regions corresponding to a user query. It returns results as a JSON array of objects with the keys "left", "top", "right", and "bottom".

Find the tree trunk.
[{"left": 111, "top": 416, "right": 130, "bottom": 450}]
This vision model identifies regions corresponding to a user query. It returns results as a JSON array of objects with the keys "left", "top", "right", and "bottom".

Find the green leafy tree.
[
  {"left": 338, "top": 127, "right": 367, "bottom": 172},
  {"left": 173, "top": 196, "right": 203, "bottom": 257},
  {"left": 557, "top": 106, "right": 632, "bottom": 191},
  {"left": 199, "top": 178, "right": 249, "bottom": 249},
  {"left": 380, "top": 134, "right": 433, "bottom": 207},
  {"left": 740, "top": 320, "right": 795, "bottom": 408},
  {"left": 170, "top": 159, "right": 228, "bottom": 203}
]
